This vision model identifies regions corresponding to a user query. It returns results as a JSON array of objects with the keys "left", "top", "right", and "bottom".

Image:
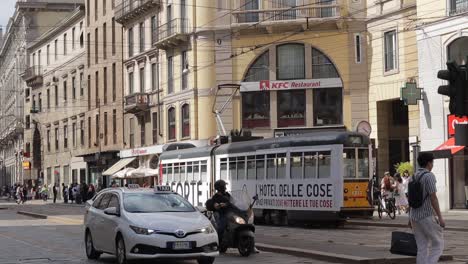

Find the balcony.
[
  {"left": 153, "top": 18, "right": 190, "bottom": 49},
  {"left": 125, "top": 92, "right": 150, "bottom": 115},
  {"left": 22, "top": 66, "right": 43, "bottom": 88},
  {"left": 115, "top": 0, "right": 161, "bottom": 24},
  {"left": 231, "top": 3, "right": 341, "bottom": 33},
  {"left": 450, "top": 0, "right": 468, "bottom": 15}
]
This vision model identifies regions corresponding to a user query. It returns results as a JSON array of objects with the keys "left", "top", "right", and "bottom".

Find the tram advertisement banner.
[
  {"left": 164, "top": 180, "right": 210, "bottom": 207},
  {"left": 231, "top": 179, "right": 343, "bottom": 211}
]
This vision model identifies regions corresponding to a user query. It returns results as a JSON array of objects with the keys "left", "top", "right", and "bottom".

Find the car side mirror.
[{"left": 104, "top": 207, "right": 120, "bottom": 216}]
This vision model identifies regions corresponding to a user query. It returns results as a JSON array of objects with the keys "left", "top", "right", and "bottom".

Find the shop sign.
[
  {"left": 22, "top": 161, "right": 31, "bottom": 170},
  {"left": 240, "top": 78, "right": 343, "bottom": 92},
  {"left": 120, "top": 144, "right": 164, "bottom": 158},
  {"left": 448, "top": 115, "right": 468, "bottom": 136}
]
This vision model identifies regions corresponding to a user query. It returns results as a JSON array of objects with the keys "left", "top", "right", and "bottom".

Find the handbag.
[{"left": 390, "top": 231, "right": 418, "bottom": 256}]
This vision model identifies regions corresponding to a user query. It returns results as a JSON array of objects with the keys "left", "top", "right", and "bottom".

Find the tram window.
[
  {"left": 229, "top": 160, "right": 237, "bottom": 180},
  {"left": 174, "top": 163, "right": 180, "bottom": 182},
  {"left": 267, "top": 154, "right": 276, "bottom": 179},
  {"left": 290, "top": 152, "right": 303, "bottom": 179},
  {"left": 187, "top": 162, "right": 193, "bottom": 181},
  {"left": 193, "top": 162, "right": 200, "bottom": 181},
  {"left": 317, "top": 151, "right": 331, "bottom": 178},
  {"left": 358, "top": 149, "right": 370, "bottom": 179},
  {"left": 343, "top": 148, "right": 356, "bottom": 178},
  {"left": 237, "top": 157, "right": 245, "bottom": 180},
  {"left": 256, "top": 155, "right": 265, "bottom": 180},
  {"left": 201, "top": 161, "right": 208, "bottom": 182},
  {"left": 304, "top": 152, "right": 317, "bottom": 179},
  {"left": 180, "top": 163, "right": 186, "bottom": 182},
  {"left": 220, "top": 158, "right": 228, "bottom": 180},
  {"left": 277, "top": 153, "right": 287, "bottom": 179},
  {"left": 167, "top": 164, "right": 173, "bottom": 182},
  {"left": 247, "top": 156, "right": 256, "bottom": 180}
]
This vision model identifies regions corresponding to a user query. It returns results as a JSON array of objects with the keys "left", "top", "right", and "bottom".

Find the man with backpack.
[{"left": 408, "top": 152, "right": 445, "bottom": 264}]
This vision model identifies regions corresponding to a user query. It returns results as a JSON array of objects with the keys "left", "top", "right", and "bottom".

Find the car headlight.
[
  {"left": 200, "top": 225, "right": 215, "bottom": 234},
  {"left": 235, "top": 216, "right": 246, "bottom": 225},
  {"left": 130, "top": 225, "right": 155, "bottom": 235}
]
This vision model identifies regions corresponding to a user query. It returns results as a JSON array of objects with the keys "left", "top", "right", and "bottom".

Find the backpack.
[{"left": 408, "top": 172, "right": 429, "bottom": 209}]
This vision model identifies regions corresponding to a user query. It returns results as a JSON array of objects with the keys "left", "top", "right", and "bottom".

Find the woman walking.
[{"left": 395, "top": 175, "right": 408, "bottom": 214}]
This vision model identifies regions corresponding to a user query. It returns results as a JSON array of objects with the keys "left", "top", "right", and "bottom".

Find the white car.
[{"left": 83, "top": 185, "right": 219, "bottom": 264}]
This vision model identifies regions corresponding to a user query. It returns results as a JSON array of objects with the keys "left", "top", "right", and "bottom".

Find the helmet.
[{"left": 214, "top": 180, "right": 227, "bottom": 192}]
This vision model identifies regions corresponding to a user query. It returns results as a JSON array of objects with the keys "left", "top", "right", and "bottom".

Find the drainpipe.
[{"left": 193, "top": 0, "right": 199, "bottom": 139}]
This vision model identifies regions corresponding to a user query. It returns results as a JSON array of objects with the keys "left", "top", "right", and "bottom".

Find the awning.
[
  {"left": 102, "top": 157, "right": 136, "bottom": 176},
  {"left": 112, "top": 168, "right": 136, "bottom": 179},
  {"left": 424, "top": 137, "right": 466, "bottom": 159},
  {"left": 128, "top": 167, "right": 159, "bottom": 178}
]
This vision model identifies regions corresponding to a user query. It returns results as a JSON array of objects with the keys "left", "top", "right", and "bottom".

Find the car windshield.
[{"left": 123, "top": 193, "right": 195, "bottom": 213}]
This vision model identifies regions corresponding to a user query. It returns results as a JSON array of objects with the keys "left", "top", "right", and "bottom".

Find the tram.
[{"left": 159, "top": 131, "right": 374, "bottom": 224}]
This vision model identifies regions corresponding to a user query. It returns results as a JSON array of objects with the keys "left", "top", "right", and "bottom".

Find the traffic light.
[{"left": 437, "top": 61, "right": 468, "bottom": 117}]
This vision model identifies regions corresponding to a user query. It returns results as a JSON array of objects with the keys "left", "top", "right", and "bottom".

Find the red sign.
[
  {"left": 259, "top": 80, "right": 322, "bottom": 90},
  {"left": 447, "top": 115, "right": 468, "bottom": 136}
]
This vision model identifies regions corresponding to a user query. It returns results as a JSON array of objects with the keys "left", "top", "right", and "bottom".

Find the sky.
[{"left": 0, "top": 0, "right": 17, "bottom": 32}]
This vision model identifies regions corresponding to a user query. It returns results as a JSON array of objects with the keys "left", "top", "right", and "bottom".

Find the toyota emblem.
[{"left": 175, "top": 229, "right": 186, "bottom": 238}]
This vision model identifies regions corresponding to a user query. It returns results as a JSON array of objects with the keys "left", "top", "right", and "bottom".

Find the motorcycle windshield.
[{"left": 230, "top": 188, "right": 252, "bottom": 212}]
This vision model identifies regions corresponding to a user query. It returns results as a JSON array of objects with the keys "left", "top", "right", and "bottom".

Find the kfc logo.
[{"left": 260, "top": 80, "right": 270, "bottom": 90}]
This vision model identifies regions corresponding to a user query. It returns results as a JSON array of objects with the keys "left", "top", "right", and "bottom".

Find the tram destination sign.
[{"left": 240, "top": 78, "right": 343, "bottom": 92}]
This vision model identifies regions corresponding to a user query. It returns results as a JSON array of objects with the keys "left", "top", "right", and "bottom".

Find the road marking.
[{"left": 48, "top": 216, "right": 83, "bottom": 225}]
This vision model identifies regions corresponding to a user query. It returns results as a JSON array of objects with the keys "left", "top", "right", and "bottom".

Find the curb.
[
  {"left": 256, "top": 243, "right": 453, "bottom": 264},
  {"left": 17, "top": 211, "right": 48, "bottom": 219},
  {"left": 347, "top": 221, "right": 468, "bottom": 232}
]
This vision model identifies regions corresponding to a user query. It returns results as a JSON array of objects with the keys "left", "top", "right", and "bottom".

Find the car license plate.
[{"left": 172, "top": 241, "right": 192, "bottom": 250}]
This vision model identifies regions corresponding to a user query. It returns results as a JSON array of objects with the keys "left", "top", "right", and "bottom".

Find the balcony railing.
[
  {"left": 153, "top": 18, "right": 190, "bottom": 49},
  {"left": 22, "top": 66, "right": 43, "bottom": 87},
  {"left": 450, "top": 0, "right": 468, "bottom": 15},
  {"left": 232, "top": 4, "right": 340, "bottom": 25},
  {"left": 115, "top": 0, "right": 161, "bottom": 24},
  {"left": 125, "top": 92, "right": 150, "bottom": 114}
]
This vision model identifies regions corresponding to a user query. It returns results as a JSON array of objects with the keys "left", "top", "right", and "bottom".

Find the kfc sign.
[
  {"left": 241, "top": 78, "right": 342, "bottom": 92},
  {"left": 448, "top": 115, "right": 468, "bottom": 136}
]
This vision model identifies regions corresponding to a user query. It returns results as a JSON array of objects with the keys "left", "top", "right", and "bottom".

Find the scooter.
[{"left": 205, "top": 194, "right": 258, "bottom": 257}]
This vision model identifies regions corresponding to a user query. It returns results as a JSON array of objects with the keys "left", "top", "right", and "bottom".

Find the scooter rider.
[{"left": 211, "top": 180, "right": 231, "bottom": 242}]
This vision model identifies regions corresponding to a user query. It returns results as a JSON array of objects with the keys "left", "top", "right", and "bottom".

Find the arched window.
[
  {"left": 312, "top": 48, "right": 339, "bottom": 78},
  {"left": 168, "top": 107, "right": 176, "bottom": 140},
  {"left": 277, "top": 44, "right": 305, "bottom": 80},
  {"left": 181, "top": 104, "right": 190, "bottom": 138},
  {"left": 244, "top": 51, "right": 269, "bottom": 82},
  {"left": 448, "top": 37, "right": 468, "bottom": 65}
]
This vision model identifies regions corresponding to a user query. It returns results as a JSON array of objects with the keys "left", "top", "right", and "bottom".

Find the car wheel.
[
  {"left": 197, "top": 257, "right": 215, "bottom": 264},
  {"left": 116, "top": 236, "right": 128, "bottom": 264},
  {"left": 85, "top": 231, "right": 101, "bottom": 259}
]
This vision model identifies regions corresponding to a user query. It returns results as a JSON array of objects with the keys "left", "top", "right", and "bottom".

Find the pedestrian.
[
  {"left": 87, "top": 184, "right": 95, "bottom": 201},
  {"left": 69, "top": 184, "right": 75, "bottom": 204},
  {"left": 402, "top": 170, "right": 411, "bottom": 198},
  {"left": 380, "top": 172, "right": 395, "bottom": 209},
  {"left": 16, "top": 185, "right": 21, "bottom": 204},
  {"left": 53, "top": 183, "right": 58, "bottom": 203},
  {"left": 22, "top": 185, "right": 27, "bottom": 204},
  {"left": 82, "top": 183, "right": 88, "bottom": 202},
  {"left": 63, "top": 185, "right": 69, "bottom": 204},
  {"left": 395, "top": 175, "right": 408, "bottom": 214},
  {"left": 409, "top": 152, "right": 445, "bottom": 264}
]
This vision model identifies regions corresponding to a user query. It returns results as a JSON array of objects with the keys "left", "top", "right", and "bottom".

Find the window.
[
  {"left": 47, "top": 129, "right": 51, "bottom": 152},
  {"left": 95, "top": 71, "right": 99, "bottom": 108},
  {"left": 38, "top": 93, "right": 42, "bottom": 112},
  {"left": 181, "top": 104, "right": 190, "bottom": 138},
  {"left": 108, "top": 194, "right": 120, "bottom": 211},
  {"left": 64, "top": 125, "right": 68, "bottom": 149},
  {"left": 88, "top": 117, "right": 91, "bottom": 148},
  {"left": 312, "top": 48, "right": 339, "bottom": 78},
  {"left": 242, "top": 0, "right": 259, "bottom": 22},
  {"left": 113, "top": 109, "right": 117, "bottom": 144},
  {"left": 247, "top": 156, "right": 256, "bottom": 180},
  {"left": 112, "top": 63, "right": 116, "bottom": 101},
  {"left": 55, "top": 39, "right": 58, "bottom": 60},
  {"left": 80, "top": 72, "right": 84, "bottom": 96},
  {"left": 87, "top": 33, "right": 91, "bottom": 66},
  {"left": 80, "top": 120, "right": 85, "bottom": 146},
  {"left": 38, "top": 50, "right": 41, "bottom": 67},
  {"left": 256, "top": 155, "right": 265, "bottom": 180},
  {"left": 104, "top": 112, "right": 108, "bottom": 146},
  {"left": 151, "top": 16, "right": 157, "bottom": 43},
  {"left": 47, "top": 89, "right": 50, "bottom": 109},
  {"left": 103, "top": 67, "right": 108, "bottom": 104},
  {"left": 355, "top": 34, "right": 362, "bottom": 63},
  {"left": 181, "top": 51, "right": 188, "bottom": 90},
  {"left": 304, "top": 152, "right": 317, "bottom": 179},
  {"left": 237, "top": 157, "right": 245, "bottom": 180},
  {"left": 96, "top": 114, "right": 100, "bottom": 145},
  {"left": 72, "top": 77, "right": 76, "bottom": 100},
  {"left": 46, "top": 45, "right": 50, "bottom": 65},
  {"left": 95, "top": 28, "right": 99, "bottom": 64},
  {"left": 313, "top": 88, "right": 342, "bottom": 126},
  {"left": 139, "top": 22, "right": 145, "bottom": 53},
  {"left": 32, "top": 95, "right": 36, "bottom": 112},
  {"left": 277, "top": 90, "right": 305, "bottom": 127},
  {"left": 25, "top": 115, "right": 31, "bottom": 129},
  {"left": 54, "top": 85, "right": 58, "bottom": 107},
  {"left": 244, "top": 51, "right": 269, "bottom": 82},
  {"left": 63, "top": 166, "right": 70, "bottom": 186},
  {"left": 139, "top": 67, "right": 145, "bottom": 92},
  {"left": 103, "top": 0, "right": 106, "bottom": 15},
  {"left": 128, "top": 27, "right": 134, "bottom": 57},
  {"left": 447, "top": 37, "right": 468, "bottom": 65},
  {"left": 63, "top": 81, "right": 67, "bottom": 102},
  {"left": 168, "top": 107, "right": 176, "bottom": 140},
  {"left": 112, "top": 18, "right": 116, "bottom": 55},
  {"left": 63, "top": 33, "right": 67, "bottom": 55},
  {"left": 151, "top": 63, "right": 158, "bottom": 91},
  {"left": 87, "top": 75, "right": 91, "bottom": 110},
  {"left": 167, "top": 56, "right": 173, "bottom": 93},
  {"left": 112, "top": 0, "right": 115, "bottom": 9},
  {"left": 220, "top": 158, "right": 228, "bottom": 180},
  {"left": 103, "top": 23, "right": 107, "bottom": 60},
  {"left": 129, "top": 117, "right": 135, "bottom": 148},
  {"left": 152, "top": 112, "right": 158, "bottom": 144},
  {"left": 266, "top": 154, "right": 275, "bottom": 179},
  {"left": 55, "top": 127, "right": 59, "bottom": 150},
  {"left": 290, "top": 152, "right": 303, "bottom": 179},
  {"left": 128, "top": 72, "right": 134, "bottom": 94},
  {"left": 343, "top": 148, "right": 356, "bottom": 178},
  {"left": 72, "top": 123, "right": 76, "bottom": 148},
  {"left": 277, "top": 44, "right": 305, "bottom": 80},
  {"left": 140, "top": 116, "right": 146, "bottom": 146},
  {"left": 450, "top": 0, "right": 468, "bottom": 15},
  {"left": 95, "top": 0, "right": 98, "bottom": 21},
  {"left": 242, "top": 92, "right": 270, "bottom": 128},
  {"left": 317, "top": 151, "right": 331, "bottom": 178},
  {"left": 384, "top": 30, "right": 397, "bottom": 72},
  {"left": 72, "top": 27, "right": 76, "bottom": 50}
]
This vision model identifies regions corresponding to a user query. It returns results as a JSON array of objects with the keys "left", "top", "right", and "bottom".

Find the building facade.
[
  {"left": 366, "top": 0, "right": 420, "bottom": 178},
  {"left": 23, "top": 7, "right": 86, "bottom": 188},
  {"left": 416, "top": 0, "right": 468, "bottom": 211},
  {"left": 0, "top": 0, "right": 82, "bottom": 187}
]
